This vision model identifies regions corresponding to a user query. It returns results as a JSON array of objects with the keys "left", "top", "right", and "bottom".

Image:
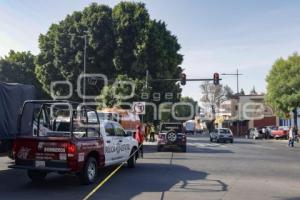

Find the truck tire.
[
  {"left": 127, "top": 148, "right": 137, "bottom": 168},
  {"left": 79, "top": 157, "right": 98, "bottom": 185},
  {"left": 27, "top": 170, "right": 47, "bottom": 183},
  {"left": 166, "top": 131, "right": 177, "bottom": 143}
]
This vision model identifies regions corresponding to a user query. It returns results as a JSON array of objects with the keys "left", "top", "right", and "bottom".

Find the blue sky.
[{"left": 1, "top": 0, "right": 300, "bottom": 101}]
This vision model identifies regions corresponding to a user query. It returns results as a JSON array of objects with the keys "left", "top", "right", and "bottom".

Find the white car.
[{"left": 210, "top": 128, "right": 234, "bottom": 143}]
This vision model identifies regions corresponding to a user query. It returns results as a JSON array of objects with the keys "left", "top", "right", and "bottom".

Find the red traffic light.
[
  {"left": 213, "top": 73, "right": 219, "bottom": 85},
  {"left": 180, "top": 73, "right": 186, "bottom": 85}
]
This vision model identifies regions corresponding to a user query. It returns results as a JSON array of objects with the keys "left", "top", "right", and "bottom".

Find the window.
[
  {"left": 114, "top": 123, "right": 125, "bottom": 136},
  {"left": 105, "top": 123, "right": 115, "bottom": 136}
]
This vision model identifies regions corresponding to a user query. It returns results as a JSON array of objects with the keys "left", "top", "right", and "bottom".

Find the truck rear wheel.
[
  {"left": 79, "top": 157, "right": 98, "bottom": 185},
  {"left": 127, "top": 148, "right": 137, "bottom": 168},
  {"left": 27, "top": 170, "right": 47, "bottom": 183}
]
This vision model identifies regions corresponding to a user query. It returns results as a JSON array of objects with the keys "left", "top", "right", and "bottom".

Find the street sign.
[{"left": 133, "top": 102, "right": 146, "bottom": 115}]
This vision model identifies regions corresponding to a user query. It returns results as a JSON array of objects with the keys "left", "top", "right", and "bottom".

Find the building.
[{"left": 218, "top": 95, "right": 278, "bottom": 135}]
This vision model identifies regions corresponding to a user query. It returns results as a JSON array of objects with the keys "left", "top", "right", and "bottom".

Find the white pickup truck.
[{"left": 10, "top": 100, "right": 139, "bottom": 184}]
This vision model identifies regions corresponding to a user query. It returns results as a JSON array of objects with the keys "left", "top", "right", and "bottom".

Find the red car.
[
  {"left": 271, "top": 126, "right": 289, "bottom": 139},
  {"left": 10, "top": 100, "right": 138, "bottom": 184}
]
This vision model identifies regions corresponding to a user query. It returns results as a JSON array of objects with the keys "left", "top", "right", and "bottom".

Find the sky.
[{"left": 1, "top": 0, "right": 300, "bottom": 101}]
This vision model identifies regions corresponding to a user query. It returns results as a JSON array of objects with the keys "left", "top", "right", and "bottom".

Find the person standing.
[
  {"left": 288, "top": 126, "right": 295, "bottom": 147},
  {"left": 262, "top": 127, "right": 267, "bottom": 139},
  {"left": 150, "top": 124, "right": 155, "bottom": 142},
  {"left": 135, "top": 125, "right": 144, "bottom": 158},
  {"left": 145, "top": 123, "right": 150, "bottom": 142}
]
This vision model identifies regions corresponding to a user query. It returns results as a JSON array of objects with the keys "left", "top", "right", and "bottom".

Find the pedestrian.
[
  {"left": 288, "top": 126, "right": 295, "bottom": 147},
  {"left": 262, "top": 127, "right": 267, "bottom": 139},
  {"left": 150, "top": 124, "right": 155, "bottom": 142},
  {"left": 135, "top": 125, "right": 144, "bottom": 158},
  {"left": 293, "top": 126, "right": 299, "bottom": 143},
  {"left": 145, "top": 123, "right": 150, "bottom": 142}
]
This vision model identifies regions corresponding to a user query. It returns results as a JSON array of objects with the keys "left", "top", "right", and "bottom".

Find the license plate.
[{"left": 35, "top": 161, "right": 45, "bottom": 168}]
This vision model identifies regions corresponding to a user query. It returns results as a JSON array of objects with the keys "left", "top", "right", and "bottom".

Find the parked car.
[
  {"left": 249, "top": 128, "right": 264, "bottom": 139},
  {"left": 157, "top": 122, "right": 187, "bottom": 152},
  {"left": 265, "top": 126, "right": 277, "bottom": 138},
  {"left": 9, "top": 100, "right": 139, "bottom": 185},
  {"left": 210, "top": 128, "right": 234, "bottom": 143},
  {"left": 271, "top": 126, "right": 289, "bottom": 139}
]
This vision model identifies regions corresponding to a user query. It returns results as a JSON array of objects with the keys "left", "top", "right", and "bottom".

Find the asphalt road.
[{"left": 1, "top": 136, "right": 300, "bottom": 200}]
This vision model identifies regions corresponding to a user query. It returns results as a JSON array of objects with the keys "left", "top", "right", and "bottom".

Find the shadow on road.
[
  {"left": 95, "top": 163, "right": 228, "bottom": 200},
  {"left": 0, "top": 163, "right": 228, "bottom": 200}
]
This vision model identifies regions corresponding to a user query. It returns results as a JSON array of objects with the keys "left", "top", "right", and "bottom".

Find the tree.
[
  {"left": 240, "top": 88, "right": 245, "bottom": 95},
  {"left": 36, "top": 3, "right": 116, "bottom": 99},
  {"left": 250, "top": 86, "right": 257, "bottom": 95},
  {"left": 224, "top": 85, "right": 234, "bottom": 99},
  {"left": 96, "top": 74, "right": 144, "bottom": 109},
  {"left": 175, "top": 96, "right": 198, "bottom": 119},
  {"left": 112, "top": 2, "right": 149, "bottom": 76},
  {"left": 0, "top": 50, "right": 47, "bottom": 98},
  {"left": 36, "top": 2, "right": 183, "bottom": 104},
  {"left": 200, "top": 82, "right": 230, "bottom": 131},
  {"left": 266, "top": 53, "right": 300, "bottom": 126},
  {"left": 200, "top": 82, "right": 228, "bottom": 108}
]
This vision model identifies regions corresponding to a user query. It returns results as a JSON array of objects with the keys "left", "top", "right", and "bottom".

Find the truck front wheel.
[
  {"left": 27, "top": 170, "right": 47, "bottom": 183},
  {"left": 79, "top": 157, "right": 98, "bottom": 185}
]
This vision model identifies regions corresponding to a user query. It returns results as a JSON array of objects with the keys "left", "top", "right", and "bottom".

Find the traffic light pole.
[
  {"left": 151, "top": 78, "right": 221, "bottom": 82},
  {"left": 221, "top": 69, "right": 243, "bottom": 136}
]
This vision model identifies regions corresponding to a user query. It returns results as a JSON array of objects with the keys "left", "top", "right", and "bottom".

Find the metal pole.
[
  {"left": 236, "top": 68, "right": 239, "bottom": 136},
  {"left": 146, "top": 70, "right": 149, "bottom": 89},
  {"left": 237, "top": 68, "right": 239, "bottom": 93},
  {"left": 83, "top": 35, "right": 87, "bottom": 103}
]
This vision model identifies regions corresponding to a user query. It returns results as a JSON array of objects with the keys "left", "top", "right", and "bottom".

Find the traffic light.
[
  {"left": 180, "top": 73, "right": 186, "bottom": 85},
  {"left": 213, "top": 73, "right": 219, "bottom": 85}
]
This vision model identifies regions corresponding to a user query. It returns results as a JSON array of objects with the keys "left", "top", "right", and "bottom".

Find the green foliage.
[
  {"left": 223, "top": 85, "right": 234, "bottom": 98},
  {"left": 0, "top": 50, "right": 47, "bottom": 98},
  {"left": 266, "top": 53, "right": 300, "bottom": 118},
  {"left": 250, "top": 86, "right": 257, "bottom": 95},
  {"left": 36, "top": 3, "right": 116, "bottom": 98},
  {"left": 35, "top": 2, "right": 183, "bottom": 105},
  {"left": 175, "top": 96, "right": 198, "bottom": 119},
  {"left": 112, "top": 2, "right": 149, "bottom": 76},
  {"left": 240, "top": 88, "right": 245, "bottom": 95},
  {"left": 96, "top": 74, "right": 144, "bottom": 109}
]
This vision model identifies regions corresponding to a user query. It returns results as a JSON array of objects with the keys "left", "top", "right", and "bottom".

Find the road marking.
[
  {"left": 82, "top": 162, "right": 125, "bottom": 200},
  {"left": 82, "top": 144, "right": 142, "bottom": 200},
  {"left": 187, "top": 143, "right": 227, "bottom": 148}
]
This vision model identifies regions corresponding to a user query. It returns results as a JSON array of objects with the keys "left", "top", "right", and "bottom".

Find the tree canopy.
[
  {"left": 266, "top": 53, "right": 300, "bottom": 122},
  {"left": 35, "top": 2, "right": 183, "bottom": 103},
  {"left": 0, "top": 50, "right": 47, "bottom": 98}
]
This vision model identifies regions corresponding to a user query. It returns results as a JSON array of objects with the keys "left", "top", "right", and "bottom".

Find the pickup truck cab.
[{"left": 10, "top": 100, "right": 138, "bottom": 184}]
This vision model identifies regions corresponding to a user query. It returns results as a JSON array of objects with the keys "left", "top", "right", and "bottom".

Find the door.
[
  {"left": 102, "top": 122, "right": 116, "bottom": 166},
  {"left": 113, "top": 122, "right": 131, "bottom": 162}
]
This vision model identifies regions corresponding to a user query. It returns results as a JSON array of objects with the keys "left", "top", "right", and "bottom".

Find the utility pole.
[
  {"left": 145, "top": 70, "right": 149, "bottom": 89},
  {"left": 221, "top": 69, "right": 243, "bottom": 136},
  {"left": 69, "top": 33, "right": 88, "bottom": 103},
  {"left": 83, "top": 34, "right": 87, "bottom": 103}
]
